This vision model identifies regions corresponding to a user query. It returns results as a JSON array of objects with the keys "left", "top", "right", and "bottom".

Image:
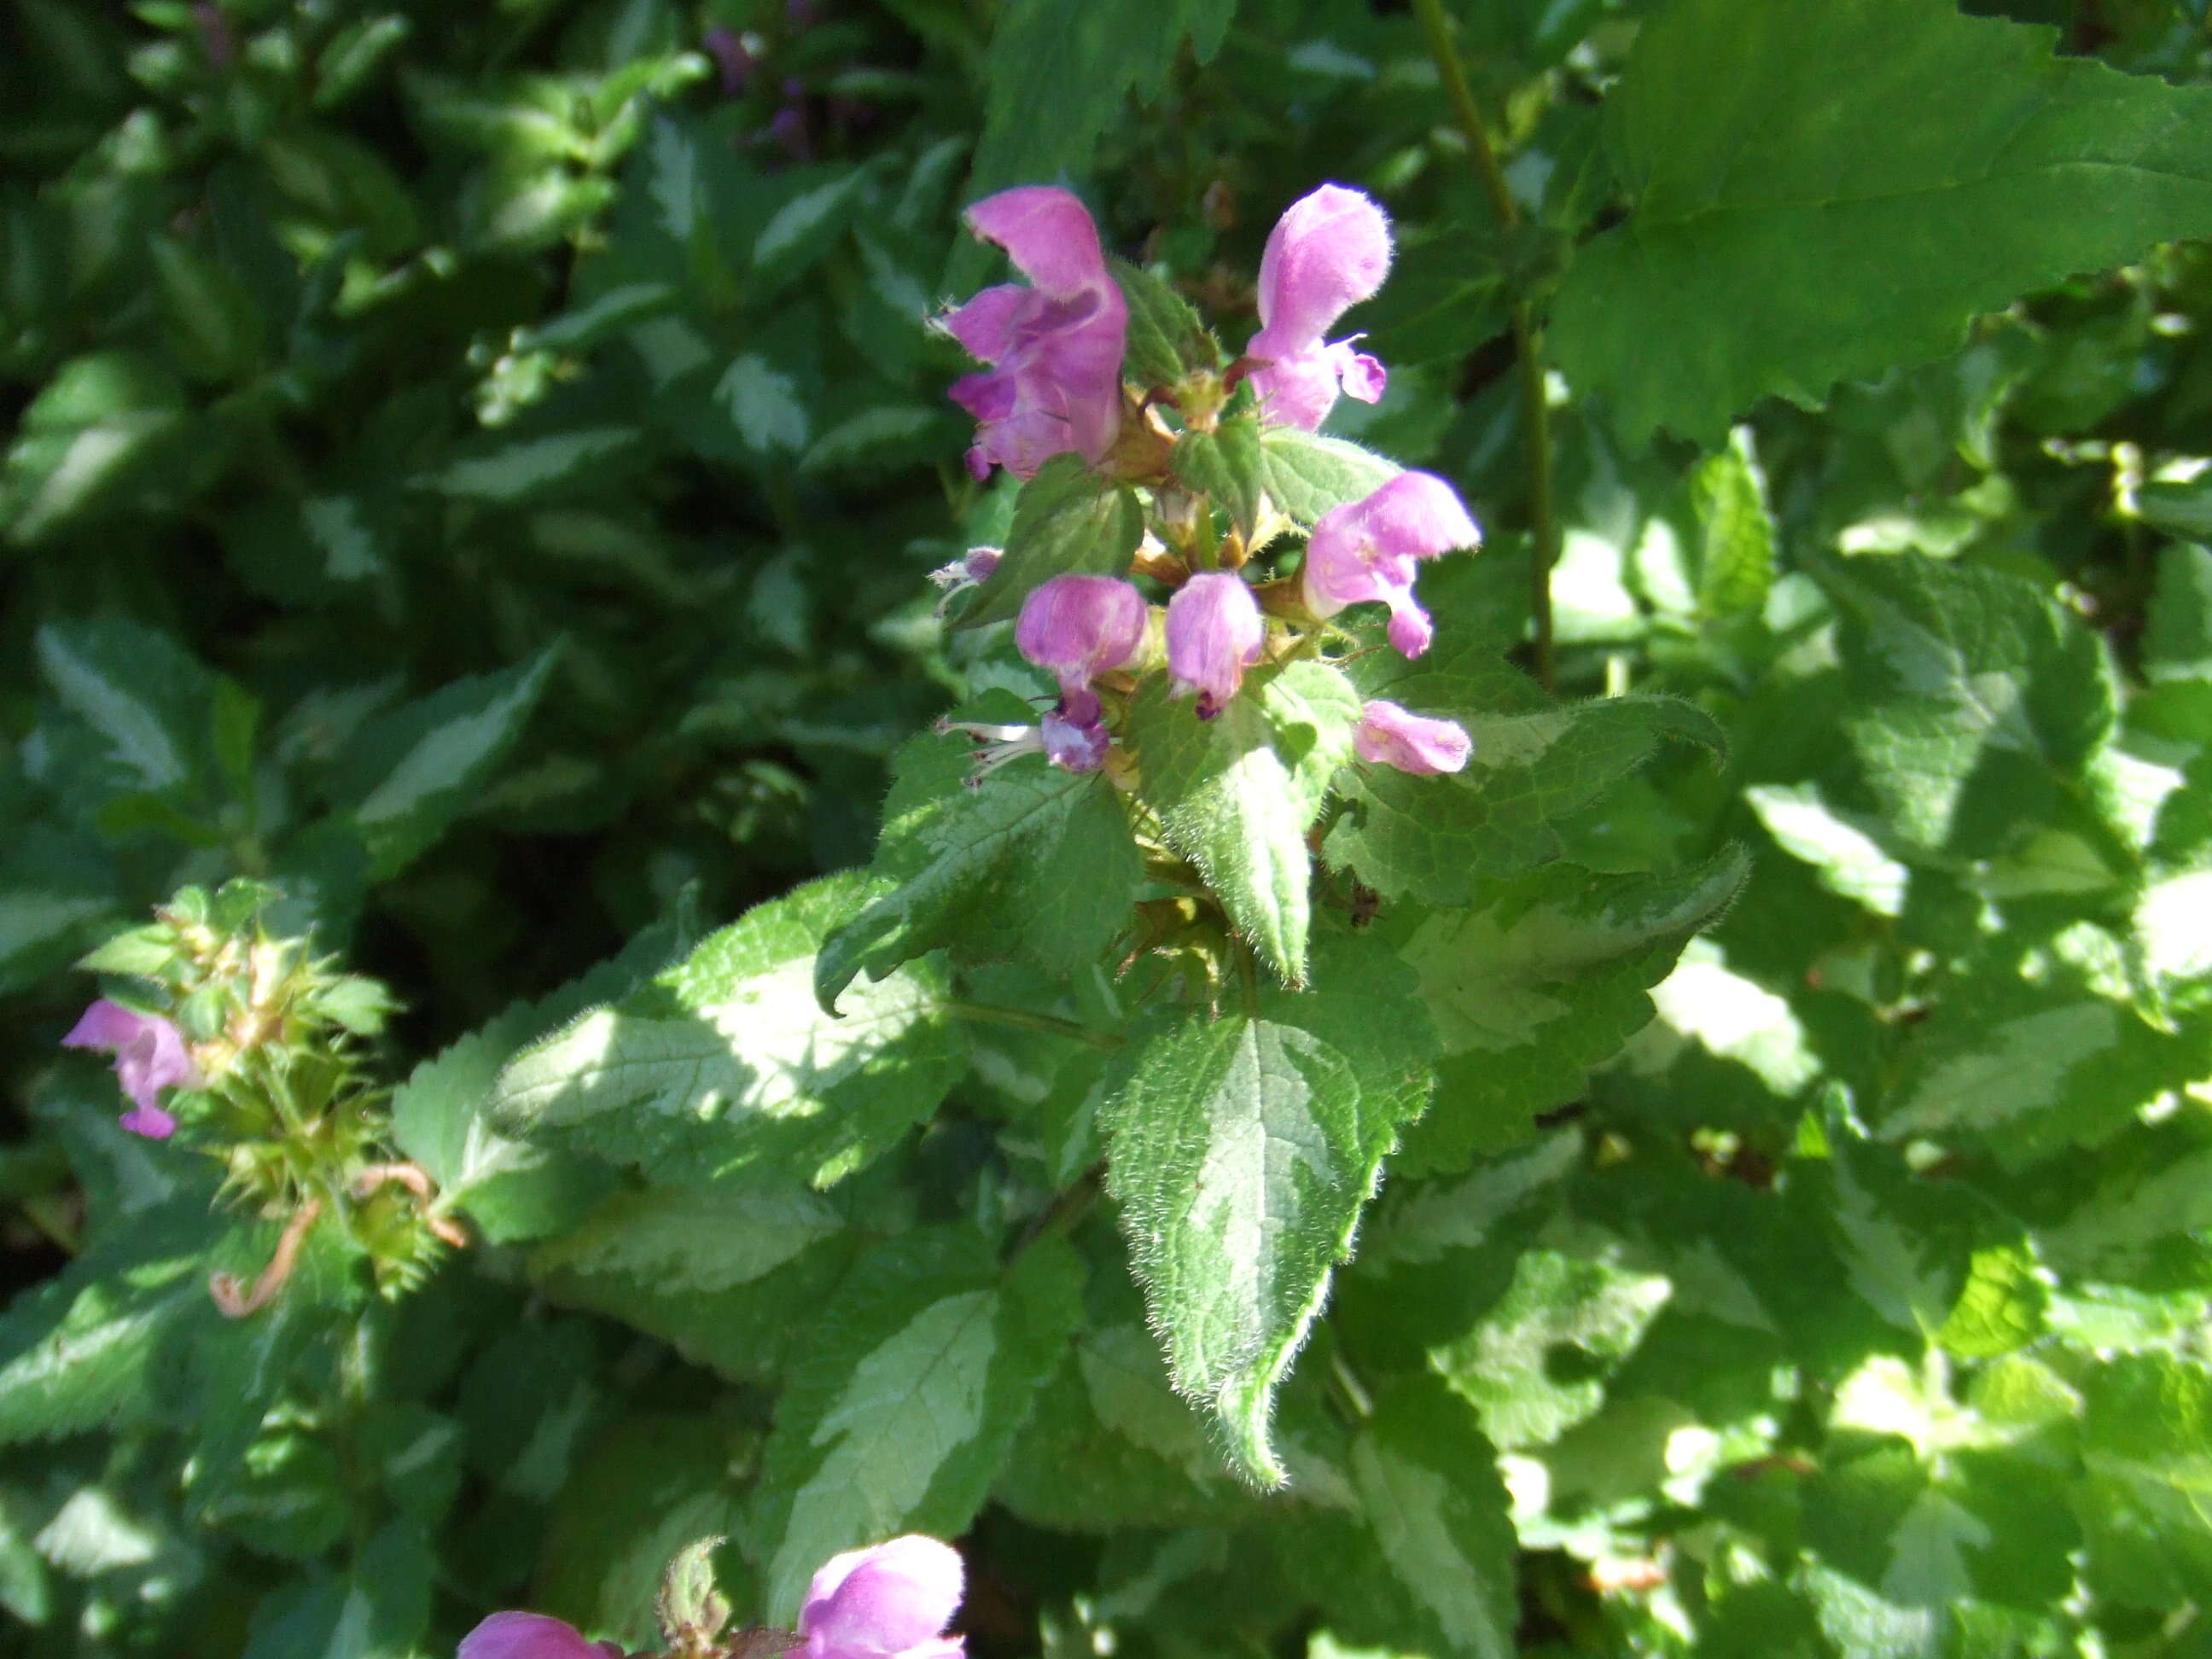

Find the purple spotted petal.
[{"left": 800, "top": 1535, "right": 966, "bottom": 1659}]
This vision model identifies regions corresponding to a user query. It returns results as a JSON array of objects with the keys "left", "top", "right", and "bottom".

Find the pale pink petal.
[
  {"left": 1356, "top": 701, "right": 1470, "bottom": 774},
  {"left": 941, "top": 189, "right": 1127, "bottom": 477},
  {"left": 1385, "top": 599, "right": 1435, "bottom": 659},
  {"left": 116, "top": 1104, "right": 178, "bottom": 1141},
  {"left": 1245, "top": 345, "right": 1347, "bottom": 434},
  {"left": 1336, "top": 346, "right": 1387, "bottom": 405},
  {"left": 1352, "top": 471, "right": 1481, "bottom": 558},
  {"left": 964, "top": 187, "right": 1109, "bottom": 299},
  {"left": 457, "top": 1612, "right": 618, "bottom": 1659},
  {"left": 62, "top": 999, "right": 151, "bottom": 1053},
  {"left": 937, "top": 284, "right": 1035, "bottom": 364},
  {"left": 1016, "top": 576, "right": 1148, "bottom": 692},
  {"left": 800, "top": 1535, "right": 965, "bottom": 1659},
  {"left": 1165, "top": 573, "right": 1266, "bottom": 716},
  {"left": 1255, "top": 184, "right": 1393, "bottom": 346}
]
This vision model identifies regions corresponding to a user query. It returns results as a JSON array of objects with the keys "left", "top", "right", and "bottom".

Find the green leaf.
[
  {"left": 0, "top": 353, "right": 189, "bottom": 546},
  {"left": 995, "top": 1310, "right": 1244, "bottom": 1532},
  {"left": 531, "top": 1183, "right": 862, "bottom": 1383},
  {"left": 816, "top": 701, "right": 1145, "bottom": 1010},
  {"left": 2079, "top": 1354, "right": 2212, "bottom": 1605},
  {"left": 1432, "top": 1245, "right": 1671, "bottom": 1451},
  {"left": 1115, "top": 257, "right": 1218, "bottom": 392},
  {"left": 324, "top": 647, "right": 558, "bottom": 878},
  {"left": 1691, "top": 426, "right": 1777, "bottom": 620},
  {"left": 1170, "top": 413, "right": 1266, "bottom": 542},
  {"left": 966, "top": 0, "right": 1234, "bottom": 207},
  {"left": 1349, "top": 1377, "right": 1518, "bottom": 1659},
  {"left": 492, "top": 872, "right": 966, "bottom": 1189},
  {"left": 749, "top": 1230, "right": 1081, "bottom": 1623},
  {"left": 1808, "top": 1435, "right": 2077, "bottom": 1614},
  {"left": 538, "top": 1416, "right": 745, "bottom": 1653},
  {"left": 1871, "top": 975, "right": 2186, "bottom": 1168},
  {"left": 1551, "top": 0, "right": 2212, "bottom": 445},
  {"left": 1745, "top": 783, "right": 1910, "bottom": 919},
  {"left": 1256, "top": 428, "right": 1400, "bottom": 527},
  {"left": 0, "top": 1199, "right": 216, "bottom": 1444},
  {"left": 750, "top": 167, "right": 866, "bottom": 299},
  {"left": 240, "top": 1518, "right": 433, "bottom": 1659},
  {"left": 1326, "top": 643, "right": 1726, "bottom": 905},
  {"left": 1099, "top": 934, "right": 1438, "bottom": 1483},
  {"left": 1824, "top": 555, "right": 2119, "bottom": 864},
  {"left": 2144, "top": 541, "right": 2212, "bottom": 684},
  {"left": 1341, "top": 1132, "right": 1579, "bottom": 1362},
  {"left": 1126, "top": 661, "right": 1361, "bottom": 984},
  {"left": 390, "top": 939, "right": 662, "bottom": 1244},
  {"left": 35, "top": 616, "right": 213, "bottom": 795},
  {"left": 422, "top": 427, "right": 646, "bottom": 504},
  {"left": 957, "top": 454, "right": 1144, "bottom": 630},
  {"left": 1936, "top": 1243, "right": 2046, "bottom": 1360},
  {"left": 1348, "top": 225, "right": 1511, "bottom": 369},
  {"left": 1383, "top": 851, "right": 1748, "bottom": 1173},
  {"left": 2135, "top": 480, "right": 2212, "bottom": 542}
]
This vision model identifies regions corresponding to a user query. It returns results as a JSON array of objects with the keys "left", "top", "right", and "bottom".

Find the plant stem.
[
  {"left": 1410, "top": 0, "right": 1560, "bottom": 691},
  {"left": 943, "top": 1000, "right": 1121, "bottom": 1050},
  {"left": 1513, "top": 310, "right": 1558, "bottom": 692},
  {"left": 1010, "top": 1161, "right": 1107, "bottom": 1260}
]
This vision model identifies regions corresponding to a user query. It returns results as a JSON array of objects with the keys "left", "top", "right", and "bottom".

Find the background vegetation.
[{"left": 9, "top": 1, "right": 2212, "bottom": 1655}]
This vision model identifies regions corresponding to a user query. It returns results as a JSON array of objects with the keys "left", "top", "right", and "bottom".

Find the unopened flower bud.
[
  {"left": 1016, "top": 575, "right": 1147, "bottom": 695},
  {"left": 1355, "top": 700, "right": 1471, "bottom": 775},
  {"left": 1166, "top": 573, "right": 1265, "bottom": 718}
]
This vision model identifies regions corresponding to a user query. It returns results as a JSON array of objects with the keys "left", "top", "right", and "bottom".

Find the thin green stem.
[
  {"left": 1010, "top": 1161, "right": 1107, "bottom": 1260},
  {"left": 941, "top": 1000, "right": 1121, "bottom": 1050},
  {"left": 1512, "top": 306, "right": 1558, "bottom": 691},
  {"left": 1411, "top": 0, "right": 1520, "bottom": 234},
  {"left": 1410, "top": 0, "right": 1560, "bottom": 691}
]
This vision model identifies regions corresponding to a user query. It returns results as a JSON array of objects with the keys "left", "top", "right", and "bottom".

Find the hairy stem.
[
  {"left": 943, "top": 1000, "right": 1121, "bottom": 1050},
  {"left": 1410, "top": 0, "right": 1560, "bottom": 691}
]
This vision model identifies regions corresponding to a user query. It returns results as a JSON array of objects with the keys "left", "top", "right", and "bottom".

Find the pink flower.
[
  {"left": 940, "top": 188, "right": 1127, "bottom": 480},
  {"left": 1166, "top": 573, "right": 1266, "bottom": 718},
  {"left": 457, "top": 1613, "right": 624, "bottom": 1659},
  {"left": 1245, "top": 184, "right": 1393, "bottom": 431},
  {"left": 940, "top": 687, "right": 1113, "bottom": 778},
  {"left": 62, "top": 999, "right": 201, "bottom": 1140},
  {"left": 1301, "top": 470, "right": 1481, "bottom": 657},
  {"left": 1015, "top": 575, "right": 1147, "bottom": 696},
  {"left": 800, "top": 1535, "right": 965, "bottom": 1659},
  {"left": 1355, "top": 701, "right": 1471, "bottom": 775}
]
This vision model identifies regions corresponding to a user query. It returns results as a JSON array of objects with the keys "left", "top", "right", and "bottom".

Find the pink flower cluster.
[
  {"left": 460, "top": 1535, "right": 964, "bottom": 1659},
  {"left": 936, "top": 182, "right": 1478, "bottom": 779}
]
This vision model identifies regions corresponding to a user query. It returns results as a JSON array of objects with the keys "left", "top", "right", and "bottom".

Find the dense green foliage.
[{"left": 10, "top": 1, "right": 2212, "bottom": 1656}]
